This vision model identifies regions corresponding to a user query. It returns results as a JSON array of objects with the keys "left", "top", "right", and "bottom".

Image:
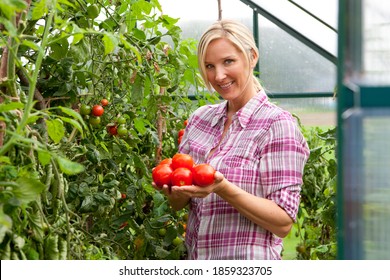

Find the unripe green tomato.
[
  {"left": 89, "top": 116, "right": 101, "bottom": 126},
  {"left": 158, "top": 228, "right": 167, "bottom": 237},
  {"left": 117, "top": 116, "right": 127, "bottom": 125},
  {"left": 80, "top": 104, "right": 91, "bottom": 115},
  {"left": 172, "top": 236, "right": 183, "bottom": 246},
  {"left": 87, "top": 4, "right": 100, "bottom": 19},
  {"left": 117, "top": 124, "right": 128, "bottom": 137}
]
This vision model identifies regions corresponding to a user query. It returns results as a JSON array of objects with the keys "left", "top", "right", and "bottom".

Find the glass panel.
[
  {"left": 361, "top": 0, "right": 390, "bottom": 85},
  {"left": 293, "top": 0, "right": 338, "bottom": 30},
  {"left": 343, "top": 108, "right": 390, "bottom": 259},
  {"left": 275, "top": 97, "right": 336, "bottom": 127},
  {"left": 248, "top": 0, "right": 338, "bottom": 57},
  {"left": 257, "top": 15, "right": 337, "bottom": 94}
]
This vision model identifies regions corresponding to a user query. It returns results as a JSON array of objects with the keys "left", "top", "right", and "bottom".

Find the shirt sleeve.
[{"left": 260, "top": 114, "right": 310, "bottom": 221}]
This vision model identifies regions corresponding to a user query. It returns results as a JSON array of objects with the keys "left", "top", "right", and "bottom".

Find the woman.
[{"left": 155, "top": 19, "right": 310, "bottom": 260}]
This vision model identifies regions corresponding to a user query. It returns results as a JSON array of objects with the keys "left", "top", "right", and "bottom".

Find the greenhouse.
[{"left": 0, "top": 0, "right": 389, "bottom": 263}]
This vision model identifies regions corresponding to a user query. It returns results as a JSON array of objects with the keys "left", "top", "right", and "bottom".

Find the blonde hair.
[{"left": 197, "top": 19, "right": 262, "bottom": 93}]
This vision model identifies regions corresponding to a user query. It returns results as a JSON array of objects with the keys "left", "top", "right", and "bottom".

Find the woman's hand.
[
  {"left": 170, "top": 171, "right": 225, "bottom": 198},
  {"left": 152, "top": 171, "right": 225, "bottom": 210}
]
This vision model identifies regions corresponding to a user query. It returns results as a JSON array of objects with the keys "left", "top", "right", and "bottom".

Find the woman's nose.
[{"left": 214, "top": 66, "right": 226, "bottom": 82}]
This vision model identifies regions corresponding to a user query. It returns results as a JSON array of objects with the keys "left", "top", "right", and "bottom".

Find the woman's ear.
[{"left": 250, "top": 49, "right": 258, "bottom": 68}]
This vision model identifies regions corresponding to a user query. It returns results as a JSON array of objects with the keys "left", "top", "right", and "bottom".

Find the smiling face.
[{"left": 204, "top": 38, "right": 257, "bottom": 110}]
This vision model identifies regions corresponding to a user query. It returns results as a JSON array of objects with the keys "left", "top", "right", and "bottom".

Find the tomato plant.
[
  {"left": 171, "top": 153, "right": 194, "bottom": 170},
  {"left": 152, "top": 164, "right": 173, "bottom": 187},
  {"left": 192, "top": 164, "right": 215, "bottom": 187},
  {"left": 0, "top": 0, "right": 219, "bottom": 261},
  {"left": 171, "top": 167, "right": 193, "bottom": 186}
]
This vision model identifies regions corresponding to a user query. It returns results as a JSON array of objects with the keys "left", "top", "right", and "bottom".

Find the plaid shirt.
[{"left": 179, "top": 90, "right": 310, "bottom": 260}]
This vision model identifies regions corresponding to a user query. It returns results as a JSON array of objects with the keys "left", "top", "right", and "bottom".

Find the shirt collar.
[{"left": 211, "top": 89, "right": 268, "bottom": 128}]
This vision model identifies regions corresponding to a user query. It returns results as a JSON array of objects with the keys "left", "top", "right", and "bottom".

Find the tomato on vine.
[
  {"left": 172, "top": 236, "right": 183, "bottom": 246},
  {"left": 117, "top": 125, "right": 128, "bottom": 137},
  {"left": 107, "top": 125, "right": 118, "bottom": 136},
  {"left": 89, "top": 116, "right": 101, "bottom": 126},
  {"left": 92, "top": 104, "right": 104, "bottom": 116},
  {"left": 86, "top": 4, "right": 100, "bottom": 19},
  {"left": 80, "top": 104, "right": 91, "bottom": 115},
  {"left": 101, "top": 98, "right": 109, "bottom": 106},
  {"left": 117, "top": 116, "right": 127, "bottom": 125}
]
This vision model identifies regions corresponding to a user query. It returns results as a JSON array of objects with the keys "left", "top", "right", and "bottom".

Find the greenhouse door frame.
[{"left": 337, "top": 0, "right": 390, "bottom": 259}]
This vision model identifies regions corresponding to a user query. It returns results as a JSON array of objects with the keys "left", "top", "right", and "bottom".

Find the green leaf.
[
  {"left": 38, "top": 150, "right": 51, "bottom": 166},
  {"left": 0, "top": 102, "right": 24, "bottom": 112},
  {"left": 21, "top": 39, "right": 40, "bottom": 51},
  {"left": 130, "top": 74, "right": 144, "bottom": 106},
  {"left": 0, "top": 0, "right": 27, "bottom": 19},
  {"left": 56, "top": 156, "right": 85, "bottom": 175},
  {"left": 134, "top": 118, "right": 146, "bottom": 135},
  {"left": 46, "top": 118, "right": 65, "bottom": 144},
  {"left": 58, "top": 116, "right": 84, "bottom": 137},
  {"left": 120, "top": 35, "right": 142, "bottom": 64},
  {"left": 102, "top": 33, "right": 118, "bottom": 55},
  {"left": 31, "top": 0, "right": 49, "bottom": 20},
  {"left": 0, "top": 156, "right": 11, "bottom": 164},
  {"left": 71, "top": 24, "right": 84, "bottom": 45},
  {"left": 0, "top": 206, "right": 13, "bottom": 244},
  {"left": 12, "top": 177, "right": 46, "bottom": 205}
]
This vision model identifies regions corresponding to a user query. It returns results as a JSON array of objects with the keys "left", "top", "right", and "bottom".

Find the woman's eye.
[
  {"left": 225, "top": 59, "right": 234, "bottom": 65},
  {"left": 205, "top": 64, "right": 214, "bottom": 69}
]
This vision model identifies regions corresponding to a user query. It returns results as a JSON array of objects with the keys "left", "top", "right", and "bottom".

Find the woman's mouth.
[{"left": 219, "top": 81, "right": 233, "bottom": 90}]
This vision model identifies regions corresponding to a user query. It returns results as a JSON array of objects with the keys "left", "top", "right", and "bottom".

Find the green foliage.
[
  {"left": 294, "top": 126, "right": 337, "bottom": 260},
  {"left": 0, "top": 0, "right": 202, "bottom": 260}
]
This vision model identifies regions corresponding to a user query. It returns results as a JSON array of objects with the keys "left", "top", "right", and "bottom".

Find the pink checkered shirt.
[{"left": 178, "top": 90, "right": 310, "bottom": 260}]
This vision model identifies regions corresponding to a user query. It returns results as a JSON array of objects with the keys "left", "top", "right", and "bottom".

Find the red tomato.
[
  {"left": 101, "top": 98, "right": 109, "bottom": 106},
  {"left": 192, "top": 164, "right": 216, "bottom": 187},
  {"left": 171, "top": 153, "right": 194, "bottom": 170},
  {"left": 107, "top": 125, "right": 118, "bottom": 136},
  {"left": 92, "top": 104, "right": 104, "bottom": 116},
  {"left": 171, "top": 167, "right": 193, "bottom": 186},
  {"left": 184, "top": 120, "right": 188, "bottom": 126},
  {"left": 178, "top": 129, "right": 185, "bottom": 138},
  {"left": 178, "top": 135, "right": 183, "bottom": 144},
  {"left": 152, "top": 164, "right": 173, "bottom": 187},
  {"left": 159, "top": 158, "right": 172, "bottom": 166}
]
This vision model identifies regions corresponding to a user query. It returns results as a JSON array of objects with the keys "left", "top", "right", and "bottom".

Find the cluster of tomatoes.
[
  {"left": 79, "top": 98, "right": 128, "bottom": 137},
  {"left": 79, "top": 98, "right": 107, "bottom": 126},
  {"left": 152, "top": 153, "right": 216, "bottom": 187}
]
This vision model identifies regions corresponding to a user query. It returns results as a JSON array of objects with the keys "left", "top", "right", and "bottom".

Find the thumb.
[{"left": 214, "top": 171, "right": 224, "bottom": 183}]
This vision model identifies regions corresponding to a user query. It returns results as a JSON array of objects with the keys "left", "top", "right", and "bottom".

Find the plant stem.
[{"left": 0, "top": 5, "right": 56, "bottom": 156}]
